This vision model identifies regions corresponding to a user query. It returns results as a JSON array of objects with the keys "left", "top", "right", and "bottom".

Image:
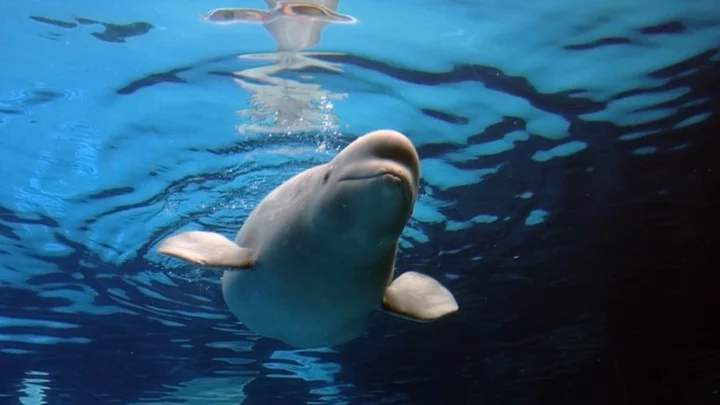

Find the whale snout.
[
  {"left": 311, "top": 129, "right": 422, "bottom": 236},
  {"left": 330, "top": 130, "right": 421, "bottom": 209},
  {"left": 367, "top": 131, "right": 420, "bottom": 186},
  {"left": 337, "top": 130, "right": 419, "bottom": 181}
]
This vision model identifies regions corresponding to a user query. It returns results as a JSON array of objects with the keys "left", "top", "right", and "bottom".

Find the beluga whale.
[{"left": 157, "top": 129, "right": 459, "bottom": 348}]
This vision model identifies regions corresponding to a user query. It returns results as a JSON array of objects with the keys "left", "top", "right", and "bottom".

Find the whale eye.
[{"left": 322, "top": 170, "right": 331, "bottom": 184}]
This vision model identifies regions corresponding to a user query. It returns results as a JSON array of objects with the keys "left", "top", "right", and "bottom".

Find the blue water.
[{"left": 1, "top": 0, "right": 720, "bottom": 404}]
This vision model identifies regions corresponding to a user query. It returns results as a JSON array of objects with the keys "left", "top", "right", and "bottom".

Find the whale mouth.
[
  {"left": 338, "top": 171, "right": 404, "bottom": 183},
  {"left": 338, "top": 170, "right": 413, "bottom": 204}
]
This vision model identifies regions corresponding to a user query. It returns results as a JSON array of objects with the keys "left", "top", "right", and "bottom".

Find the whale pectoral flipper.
[
  {"left": 381, "top": 271, "right": 459, "bottom": 322},
  {"left": 157, "top": 231, "right": 256, "bottom": 269}
]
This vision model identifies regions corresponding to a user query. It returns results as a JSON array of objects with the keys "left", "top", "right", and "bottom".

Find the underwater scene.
[{"left": 1, "top": 0, "right": 719, "bottom": 404}]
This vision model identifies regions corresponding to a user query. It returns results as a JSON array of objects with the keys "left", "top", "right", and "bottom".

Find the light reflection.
[{"left": 19, "top": 370, "right": 49, "bottom": 405}]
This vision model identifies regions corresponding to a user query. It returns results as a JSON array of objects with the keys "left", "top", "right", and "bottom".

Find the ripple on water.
[
  {"left": 0, "top": 86, "right": 83, "bottom": 119},
  {"left": 0, "top": 333, "right": 91, "bottom": 345},
  {"left": 0, "top": 315, "right": 78, "bottom": 327}
]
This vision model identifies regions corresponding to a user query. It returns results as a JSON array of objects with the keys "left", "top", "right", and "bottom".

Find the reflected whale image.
[
  {"left": 203, "top": 0, "right": 357, "bottom": 52},
  {"left": 231, "top": 51, "right": 349, "bottom": 135},
  {"left": 157, "top": 129, "right": 459, "bottom": 348},
  {"left": 202, "top": 0, "right": 357, "bottom": 134}
]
